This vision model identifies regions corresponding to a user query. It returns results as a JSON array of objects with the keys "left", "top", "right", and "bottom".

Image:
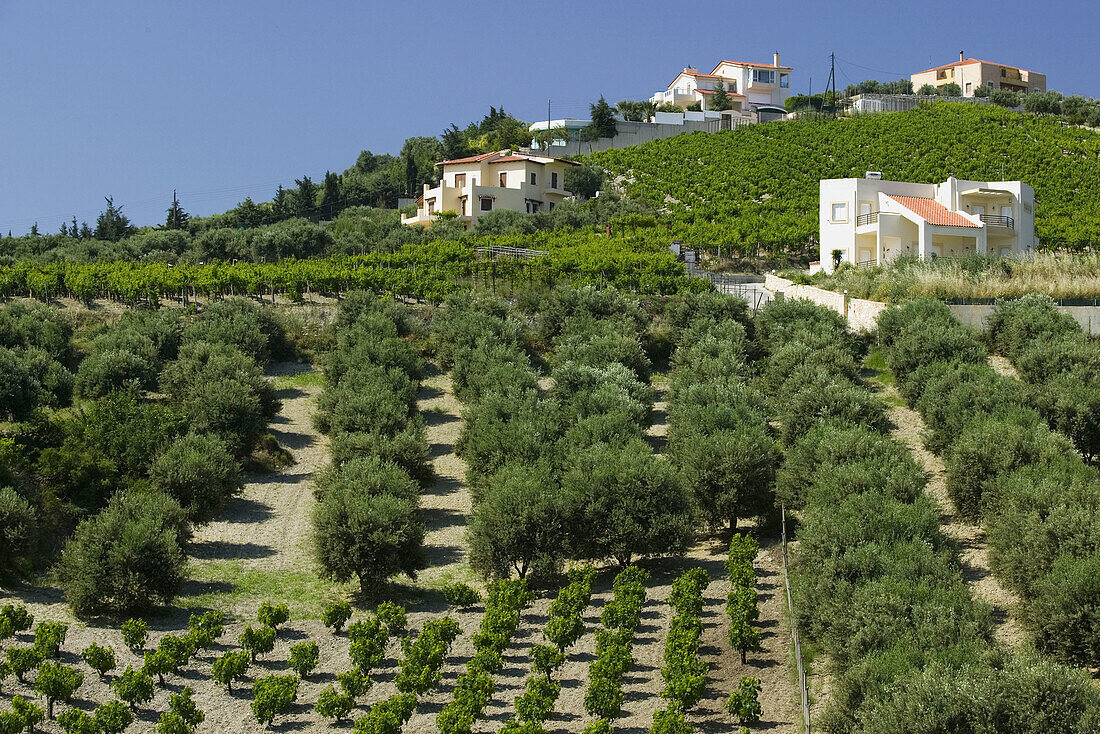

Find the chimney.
[
  {"left": 774, "top": 51, "right": 780, "bottom": 67},
  {"left": 959, "top": 50, "right": 964, "bottom": 62}
]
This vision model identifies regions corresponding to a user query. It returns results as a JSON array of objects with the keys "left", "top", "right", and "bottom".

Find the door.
[
  {"left": 1001, "top": 205, "right": 1012, "bottom": 222},
  {"left": 859, "top": 201, "right": 872, "bottom": 216},
  {"left": 973, "top": 204, "right": 985, "bottom": 216}
]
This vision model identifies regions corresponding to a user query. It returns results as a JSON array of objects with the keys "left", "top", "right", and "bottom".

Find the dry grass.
[{"left": 808, "top": 252, "right": 1100, "bottom": 301}]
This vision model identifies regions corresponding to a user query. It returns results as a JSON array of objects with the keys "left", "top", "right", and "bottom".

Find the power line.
[{"left": 834, "top": 55, "right": 907, "bottom": 79}]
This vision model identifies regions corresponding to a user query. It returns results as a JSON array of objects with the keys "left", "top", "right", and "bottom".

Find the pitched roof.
[
  {"left": 914, "top": 57, "right": 1038, "bottom": 75},
  {"left": 437, "top": 150, "right": 580, "bottom": 167},
  {"left": 711, "top": 60, "right": 793, "bottom": 72},
  {"left": 886, "top": 195, "right": 981, "bottom": 228}
]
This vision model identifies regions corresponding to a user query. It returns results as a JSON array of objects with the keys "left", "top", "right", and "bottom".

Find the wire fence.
[{"left": 781, "top": 504, "right": 812, "bottom": 733}]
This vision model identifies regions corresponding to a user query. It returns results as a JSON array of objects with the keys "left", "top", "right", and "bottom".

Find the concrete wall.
[{"left": 764, "top": 273, "right": 1100, "bottom": 336}]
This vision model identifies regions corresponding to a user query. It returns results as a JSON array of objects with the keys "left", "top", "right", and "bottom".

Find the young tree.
[
  {"left": 7, "top": 646, "right": 42, "bottom": 683},
  {"left": 251, "top": 674, "right": 299, "bottom": 727},
  {"left": 564, "top": 163, "right": 605, "bottom": 201},
  {"left": 322, "top": 600, "right": 353, "bottom": 634},
  {"left": 211, "top": 650, "right": 250, "bottom": 692},
  {"left": 257, "top": 601, "right": 290, "bottom": 631},
  {"left": 239, "top": 625, "right": 276, "bottom": 662},
  {"left": 121, "top": 618, "right": 148, "bottom": 651},
  {"left": 315, "top": 685, "right": 354, "bottom": 722},
  {"left": 34, "top": 661, "right": 84, "bottom": 719},
  {"left": 34, "top": 621, "right": 67, "bottom": 657},
  {"left": 287, "top": 640, "right": 319, "bottom": 678},
  {"left": 93, "top": 700, "right": 134, "bottom": 734},
  {"left": 81, "top": 643, "right": 116, "bottom": 679},
  {"left": 143, "top": 649, "right": 174, "bottom": 686},
  {"left": 726, "top": 676, "right": 762, "bottom": 722}
]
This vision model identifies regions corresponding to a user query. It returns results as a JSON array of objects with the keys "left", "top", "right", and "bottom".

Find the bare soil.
[{"left": 882, "top": 384, "right": 1028, "bottom": 650}]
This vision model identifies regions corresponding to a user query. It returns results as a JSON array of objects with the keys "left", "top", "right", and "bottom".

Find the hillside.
[{"left": 592, "top": 102, "right": 1100, "bottom": 254}]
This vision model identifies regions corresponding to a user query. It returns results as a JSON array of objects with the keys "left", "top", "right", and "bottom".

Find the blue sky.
[{"left": 1, "top": 0, "right": 1095, "bottom": 234}]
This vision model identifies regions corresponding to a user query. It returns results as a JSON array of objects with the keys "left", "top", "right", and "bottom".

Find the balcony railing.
[
  {"left": 856, "top": 211, "right": 879, "bottom": 226},
  {"left": 980, "top": 214, "right": 1014, "bottom": 229}
]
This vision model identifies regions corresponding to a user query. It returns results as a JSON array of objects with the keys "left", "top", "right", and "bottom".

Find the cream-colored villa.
[
  {"left": 911, "top": 53, "right": 1046, "bottom": 97},
  {"left": 651, "top": 54, "right": 792, "bottom": 117},
  {"left": 818, "top": 174, "right": 1035, "bottom": 272},
  {"left": 401, "top": 150, "right": 578, "bottom": 227}
]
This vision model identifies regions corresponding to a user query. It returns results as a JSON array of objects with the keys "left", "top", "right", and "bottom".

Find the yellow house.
[
  {"left": 911, "top": 52, "right": 1046, "bottom": 97},
  {"left": 401, "top": 150, "right": 579, "bottom": 227}
]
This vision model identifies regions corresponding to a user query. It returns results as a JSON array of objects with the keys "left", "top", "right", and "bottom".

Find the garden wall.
[{"left": 763, "top": 274, "right": 1100, "bottom": 335}]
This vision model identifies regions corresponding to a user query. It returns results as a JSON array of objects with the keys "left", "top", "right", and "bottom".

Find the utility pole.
[{"left": 824, "top": 53, "right": 838, "bottom": 115}]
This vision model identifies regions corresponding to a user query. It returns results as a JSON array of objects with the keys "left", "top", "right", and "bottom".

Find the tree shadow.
[{"left": 189, "top": 540, "right": 276, "bottom": 560}]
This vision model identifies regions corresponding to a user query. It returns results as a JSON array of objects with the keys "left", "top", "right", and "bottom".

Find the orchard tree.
[
  {"left": 322, "top": 600, "right": 352, "bottom": 634},
  {"left": 564, "top": 163, "right": 605, "bottom": 201},
  {"left": 149, "top": 433, "right": 242, "bottom": 523},
  {"left": 251, "top": 674, "right": 299, "bottom": 727},
  {"left": 34, "top": 661, "right": 83, "bottom": 719},
  {"left": 81, "top": 643, "right": 116, "bottom": 679},
  {"left": 672, "top": 425, "right": 777, "bottom": 530},
  {"left": 288, "top": 640, "right": 319, "bottom": 678},
  {"left": 212, "top": 650, "right": 250, "bottom": 692},
  {"left": 93, "top": 700, "right": 134, "bottom": 734}
]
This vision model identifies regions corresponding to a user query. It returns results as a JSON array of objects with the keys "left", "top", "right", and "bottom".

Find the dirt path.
[
  {"left": 988, "top": 354, "right": 1020, "bottom": 378},
  {"left": 416, "top": 366, "right": 477, "bottom": 589},
  {"left": 182, "top": 362, "right": 328, "bottom": 618},
  {"left": 882, "top": 385, "right": 1028, "bottom": 650}
]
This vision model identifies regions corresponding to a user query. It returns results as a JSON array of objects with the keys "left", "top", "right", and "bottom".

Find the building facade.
[
  {"left": 651, "top": 54, "right": 792, "bottom": 114},
  {"left": 401, "top": 150, "right": 579, "bottom": 227},
  {"left": 819, "top": 175, "right": 1036, "bottom": 272},
  {"left": 911, "top": 53, "right": 1046, "bottom": 97}
]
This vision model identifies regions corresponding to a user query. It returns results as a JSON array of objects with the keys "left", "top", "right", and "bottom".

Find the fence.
[
  {"left": 781, "top": 504, "right": 812, "bottom": 733},
  {"left": 685, "top": 265, "right": 771, "bottom": 312}
]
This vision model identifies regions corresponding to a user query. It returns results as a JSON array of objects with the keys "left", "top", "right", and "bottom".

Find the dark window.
[
  {"left": 480, "top": 197, "right": 493, "bottom": 212},
  {"left": 454, "top": 173, "right": 466, "bottom": 188},
  {"left": 530, "top": 172, "right": 537, "bottom": 185},
  {"left": 549, "top": 202, "right": 555, "bottom": 211},
  {"left": 499, "top": 172, "right": 507, "bottom": 187},
  {"left": 551, "top": 172, "right": 558, "bottom": 188}
]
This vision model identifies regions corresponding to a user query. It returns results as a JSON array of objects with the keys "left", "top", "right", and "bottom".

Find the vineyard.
[
  {"left": 4, "top": 286, "right": 1100, "bottom": 732},
  {"left": 592, "top": 102, "right": 1100, "bottom": 253}
]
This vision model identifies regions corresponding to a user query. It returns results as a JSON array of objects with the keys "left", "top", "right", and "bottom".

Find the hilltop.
[{"left": 593, "top": 102, "right": 1100, "bottom": 255}]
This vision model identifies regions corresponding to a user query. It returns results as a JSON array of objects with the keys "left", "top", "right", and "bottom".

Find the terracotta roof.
[
  {"left": 914, "top": 57, "right": 1039, "bottom": 75},
  {"left": 711, "top": 60, "right": 793, "bottom": 72},
  {"left": 886, "top": 195, "right": 981, "bottom": 228},
  {"left": 437, "top": 150, "right": 580, "bottom": 167}
]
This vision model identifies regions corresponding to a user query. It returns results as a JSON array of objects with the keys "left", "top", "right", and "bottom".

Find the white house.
[
  {"left": 402, "top": 150, "right": 579, "bottom": 227},
  {"left": 651, "top": 54, "right": 792, "bottom": 117},
  {"left": 819, "top": 174, "right": 1035, "bottom": 272}
]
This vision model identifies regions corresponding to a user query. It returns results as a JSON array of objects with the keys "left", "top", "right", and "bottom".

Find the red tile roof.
[
  {"left": 914, "top": 57, "right": 1038, "bottom": 75},
  {"left": 886, "top": 195, "right": 981, "bottom": 228},
  {"left": 711, "top": 60, "right": 792, "bottom": 72},
  {"left": 437, "top": 150, "right": 580, "bottom": 167}
]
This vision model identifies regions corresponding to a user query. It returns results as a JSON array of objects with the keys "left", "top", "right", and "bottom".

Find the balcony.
[
  {"left": 980, "top": 214, "right": 1014, "bottom": 229},
  {"left": 856, "top": 211, "right": 879, "bottom": 226}
]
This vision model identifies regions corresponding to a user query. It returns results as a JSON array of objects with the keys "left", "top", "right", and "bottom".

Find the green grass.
[
  {"left": 272, "top": 369, "right": 323, "bottom": 389},
  {"left": 181, "top": 560, "right": 354, "bottom": 619}
]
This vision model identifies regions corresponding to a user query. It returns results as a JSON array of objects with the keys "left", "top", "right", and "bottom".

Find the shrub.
[
  {"left": 183, "top": 297, "right": 286, "bottom": 366},
  {"left": 211, "top": 650, "right": 250, "bottom": 692},
  {"left": 143, "top": 649, "right": 174, "bottom": 686},
  {"left": 338, "top": 668, "right": 372, "bottom": 699},
  {"left": 531, "top": 644, "right": 565, "bottom": 679},
  {"left": 179, "top": 377, "right": 266, "bottom": 459},
  {"left": 81, "top": 643, "right": 116, "bottom": 678},
  {"left": 375, "top": 601, "right": 407, "bottom": 636},
  {"left": 33, "top": 621, "right": 67, "bottom": 657},
  {"left": 515, "top": 675, "right": 561, "bottom": 723},
  {"left": 121, "top": 618, "right": 148, "bottom": 651},
  {"left": 167, "top": 686, "right": 204, "bottom": 729},
  {"left": 58, "top": 708, "right": 98, "bottom": 734},
  {"left": 309, "top": 602, "right": 348, "bottom": 640},
  {"left": 727, "top": 676, "right": 763, "bottom": 722},
  {"left": 349, "top": 617, "right": 389, "bottom": 673},
  {"left": 4, "top": 696, "right": 44, "bottom": 733},
  {"left": 393, "top": 617, "right": 461, "bottom": 696},
  {"left": 187, "top": 610, "right": 225, "bottom": 650},
  {"left": 778, "top": 372, "right": 890, "bottom": 445},
  {"left": 649, "top": 707, "right": 693, "bottom": 734},
  {"left": 155, "top": 712, "right": 193, "bottom": 734},
  {"left": 258, "top": 601, "right": 290, "bottom": 631},
  {"left": 352, "top": 693, "right": 416, "bottom": 734},
  {"left": 6, "top": 646, "right": 42, "bottom": 682},
  {"left": 239, "top": 625, "right": 276, "bottom": 662},
  {"left": 315, "top": 685, "right": 355, "bottom": 722},
  {"left": 0, "top": 487, "right": 36, "bottom": 571},
  {"left": 442, "top": 583, "right": 481, "bottom": 608},
  {"left": 1023, "top": 552, "right": 1100, "bottom": 668},
  {"left": 0, "top": 604, "right": 33, "bottom": 634},
  {"left": 149, "top": 433, "right": 242, "bottom": 522},
  {"left": 59, "top": 490, "right": 186, "bottom": 617},
  {"left": 986, "top": 294, "right": 1080, "bottom": 361},
  {"left": 75, "top": 348, "right": 155, "bottom": 399},
  {"left": 34, "top": 661, "right": 83, "bottom": 719},
  {"left": 251, "top": 674, "right": 299, "bottom": 727},
  {"left": 92, "top": 700, "right": 133, "bottom": 734},
  {"left": 288, "top": 640, "right": 319, "bottom": 678}
]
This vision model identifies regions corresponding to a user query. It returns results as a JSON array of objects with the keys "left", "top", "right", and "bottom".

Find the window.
[
  {"left": 454, "top": 173, "right": 466, "bottom": 188},
  {"left": 530, "top": 172, "right": 537, "bottom": 185},
  {"left": 427, "top": 199, "right": 435, "bottom": 215},
  {"left": 551, "top": 172, "right": 558, "bottom": 189},
  {"left": 480, "top": 197, "right": 493, "bottom": 212},
  {"left": 752, "top": 69, "right": 775, "bottom": 84},
  {"left": 549, "top": 202, "right": 555, "bottom": 212},
  {"left": 526, "top": 200, "right": 541, "bottom": 213},
  {"left": 779, "top": 74, "right": 789, "bottom": 88},
  {"left": 831, "top": 202, "right": 848, "bottom": 222},
  {"left": 1001, "top": 68, "right": 1007, "bottom": 77},
  {"left": 499, "top": 172, "right": 507, "bottom": 187}
]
